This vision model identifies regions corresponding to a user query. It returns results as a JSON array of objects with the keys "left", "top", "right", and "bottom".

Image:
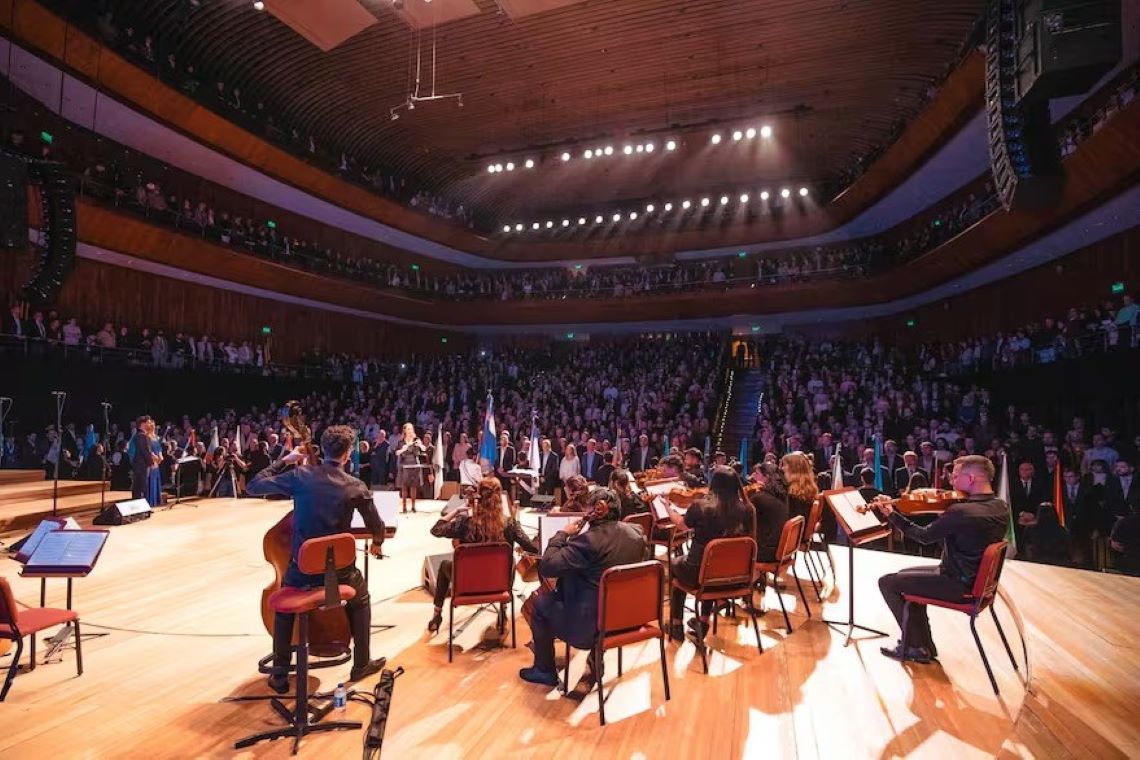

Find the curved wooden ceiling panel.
[{"left": 94, "top": 0, "right": 984, "bottom": 219}]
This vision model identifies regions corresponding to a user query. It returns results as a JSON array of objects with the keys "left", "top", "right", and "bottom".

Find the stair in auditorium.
[{"left": 720, "top": 368, "right": 765, "bottom": 463}]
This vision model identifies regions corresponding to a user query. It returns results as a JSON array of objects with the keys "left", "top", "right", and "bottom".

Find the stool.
[{"left": 234, "top": 533, "right": 362, "bottom": 754}]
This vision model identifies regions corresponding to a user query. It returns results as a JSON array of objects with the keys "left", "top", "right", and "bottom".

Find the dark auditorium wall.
[{"left": 0, "top": 252, "right": 469, "bottom": 360}]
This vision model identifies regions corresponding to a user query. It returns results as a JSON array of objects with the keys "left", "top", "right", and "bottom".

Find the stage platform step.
[
  {"left": 0, "top": 469, "right": 46, "bottom": 485},
  {"left": 0, "top": 487, "right": 134, "bottom": 534},
  {"left": 0, "top": 479, "right": 110, "bottom": 506}
]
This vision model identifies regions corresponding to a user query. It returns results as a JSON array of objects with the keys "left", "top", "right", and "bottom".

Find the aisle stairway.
[{"left": 718, "top": 368, "right": 765, "bottom": 463}]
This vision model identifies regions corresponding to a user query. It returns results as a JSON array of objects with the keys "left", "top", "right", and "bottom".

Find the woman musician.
[
  {"left": 426, "top": 477, "right": 539, "bottom": 634},
  {"left": 395, "top": 422, "right": 427, "bottom": 513}
]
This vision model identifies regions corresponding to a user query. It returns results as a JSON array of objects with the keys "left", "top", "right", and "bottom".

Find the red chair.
[
  {"left": 755, "top": 516, "right": 811, "bottom": 633},
  {"left": 671, "top": 536, "right": 761, "bottom": 674},
  {"left": 798, "top": 499, "right": 828, "bottom": 600},
  {"left": 901, "top": 540, "right": 1020, "bottom": 695},
  {"left": 234, "top": 533, "right": 361, "bottom": 753},
  {"left": 0, "top": 577, "right": 82, "bottom": 701},
  {"left": 449, "top": 542, "right": 515, "bottom": 662},
  {"left": 622, "top": 513, "right": 654, "bottom": 548},
  {"left": 589, "top": 561, "right": 671, "bottom": 725}
]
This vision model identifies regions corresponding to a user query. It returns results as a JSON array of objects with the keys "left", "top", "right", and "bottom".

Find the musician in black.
[
  {"left": 876, "top": 455, "right": 1010, "bottom": 663},
  {"left": 246, "top": 425, "right": 387, "bottom": 692}
]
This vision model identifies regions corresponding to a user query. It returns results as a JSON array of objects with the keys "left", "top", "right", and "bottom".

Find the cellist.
[{"left": 246, "top": 425, "right": 387, "bottom": 693}]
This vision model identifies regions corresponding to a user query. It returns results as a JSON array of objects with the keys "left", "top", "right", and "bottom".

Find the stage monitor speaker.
[
  {"left": 94, "top": 497, "right": 154, "bottom": 525},
  {"left": 421, "top": 552, "right": 453, "bottom": 596},
  {"left": 1016, "top": 0, "right": 1122, "bottom": 100}
]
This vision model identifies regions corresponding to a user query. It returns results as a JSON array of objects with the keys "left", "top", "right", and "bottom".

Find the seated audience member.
[
  {"left": 427, "top": 477, "right": 539, "bottom": 633},
  {"left": 664, "top": 466, "right": 750, "bottom": 643},
  {"left": 520, "top": 487, "right": 647, "bottom": 688}
]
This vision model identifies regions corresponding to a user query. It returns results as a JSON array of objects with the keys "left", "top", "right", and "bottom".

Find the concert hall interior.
[{"left": 1, "top": 0, "right": 1138, "bottom": 757}]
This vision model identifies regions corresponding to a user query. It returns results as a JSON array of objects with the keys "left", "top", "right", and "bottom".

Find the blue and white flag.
[{"left": 479, "top": 394, "right": 498, "bottom": 468}]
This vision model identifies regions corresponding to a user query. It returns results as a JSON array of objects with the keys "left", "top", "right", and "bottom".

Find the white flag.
[{"left": 433, "top": 424, "right": 444, "bottom": 499}]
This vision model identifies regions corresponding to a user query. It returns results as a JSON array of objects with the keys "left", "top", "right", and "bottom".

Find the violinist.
[
  {"left": 682, "top": 448, "right": 709, "bottom": 488},
  {"left": 875, "top": 455, "right": 1010, "bottom": 664},
  {"left": 518, "top": 487, "right": 647, "bottom": 689},
  {"left": 608, "top": 469, "right": 643, "bottom": 520},
  {"left": 554, "top": 474, "right": 590, "bottom": 513},
  {"left": 748, "top": 462, "right": 790, "bottom": 563},
  {"left": 246, "top": 425, "right": 387, "bottom": 693}
]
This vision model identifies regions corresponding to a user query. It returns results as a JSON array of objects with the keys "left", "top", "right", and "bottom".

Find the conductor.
[
  {"left": 247, "top": 425, "right": 388, "bottom": 693},
  {"left": 875, "top": 455, "right": 1009, "bottom": 664}
]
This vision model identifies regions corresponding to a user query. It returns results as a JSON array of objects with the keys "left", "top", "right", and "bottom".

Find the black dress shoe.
[
  {"left": 427, "top": 612, "right": 443, "bottom": 634},
  {"left": 879, "top": 643, "right": 933, "bottom": 664},
  {"left": 518, "top": 667, "right": 560, "bottom": 687},
  {"left": 349, "top": 657, "right": 387, "bottom": 682}
]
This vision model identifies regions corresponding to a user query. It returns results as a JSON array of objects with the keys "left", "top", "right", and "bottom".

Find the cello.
[{"left": 258, "top": 401, "right": 351, "bottom": 663}]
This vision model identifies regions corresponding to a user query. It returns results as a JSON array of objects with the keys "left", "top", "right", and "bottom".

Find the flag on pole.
[
  {"left": 528, "top": 414, "right": 540, "bottom": 475},
  {"left": 207, "top": 425, "right": 219, "bottom": 455},
  {"left": 1052, "top": 461, "right": 1065, "bottom": 528},
  {"left": 350, "top": 431, "right": 360, "bottom": 476},
  {"left": 739, "top": 437, "right": 749, "bottom": 467},
  {"left": 479, "top": 394, "right": 498, "bottom": 469},
  {"left": 187, "top": 430, "right": 197, "bottom": 450},
  {"left": 235, "top": 427, "right": 243, "bottom": 456},
  {"left": 873, "top": 435, "right": 885, "bottom": 492},
  {"left": 998, "top": 451, "right": 1017, "bottom": 558},
  {"left": 433, "top": 424, "right": 444, "bottom": 499}
]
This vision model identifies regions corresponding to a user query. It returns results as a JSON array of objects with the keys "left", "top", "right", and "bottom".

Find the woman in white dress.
[{"left": 558, "top": 443, "right": 580, "bottom": 504}]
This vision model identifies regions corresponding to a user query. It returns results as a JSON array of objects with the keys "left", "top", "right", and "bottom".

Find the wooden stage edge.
[{"left": 1, "top": 498, "right": 1138, "bottom": 759}]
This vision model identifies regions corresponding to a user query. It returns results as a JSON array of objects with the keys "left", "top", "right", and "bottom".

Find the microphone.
[
  {"left": 0, "top": 396, "right": 11, "bottom": 402},
  {"left": 51, "top": 390, "right": 66, "bottom": 396},
  {"left": 100, "top": 401, "right": 112, "bottom": 408}
]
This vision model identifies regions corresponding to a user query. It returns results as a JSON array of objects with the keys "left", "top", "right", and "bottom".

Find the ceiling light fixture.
[
  {"left": 760, "top": 190, "right": 770, "bottom": 200},
  {"left": 545, "top": 220, "right": 553, "bottom": 228},
  {"left": 760, "top": 125, "right": 773, "bottom": 138},
  {"left": 799, "top": 187, "right": 809, "bottom": 197},
  {"left": 682, "top": 200, "right": 692, "bottom": 209},
  {"left": 710, "top": 134, "right": 722, "bottom": 145},
  {"left": 612, "top": 213, "right": 622, "bottom": 222},
  {"left": 701, "top": 197, "right": 711, "bottom": 207},
  {"left": 502, "top": 224, "right": 511, "bottom": 233},
  {"left": 252, "top": 1, "right": 265, "bottom": 10},
  {"left": 525, "top": 158, "right": 535, "bottom": 169},
  {"left": 515, "top": 223, "right": 523, "bottom": 231},
  {"left": 644, "top": 142, "right": 654, "bottom": 153},
  {"left": 732, "top": 130, "right": 743, "bottom": 141},
  {"left": 584, "top": 149, "right": 593, "bottom": 159},
  {"left": 532, "top": 222, "right": 540, "bottom": 230},
  {"left": 561, "top": 152, "right": 571, "bottom": 162},
  {"left": 623, "top": 145, "right": 633, "bottom": 155},
  {"left": 664, "top": 202, "right": 673, "bottom": 212},
  {"left": 578, "top": 217, "right": 586, "bottom": 225},
  {"left": 739, "top": 193, "right": 749, "bottom": 203},
  {"left": 505, "top": 162, "right": 515, "bottom": 171},
  {"left": 720, "top": 195, "right": 729, "bottom": 205},
  {"left": 604, "top": 146, "right": 614, "bottom": 156},
  {"left": 780, "top": 188, "right": 791, "bottom": 198},
  {"left": 646, "top": 203, "right": 655, "bottom": 213},
  {"left": 745, "top": 127, "right": 756, "bottom": 139},
  {"left": 595, "top": 215, "right": 604, "bottom": 224},
  {"left": 666, "top": 140, "right": 677, "bottom": 151},
  {"left": 629, "top": 211, "right": 638, "bottom": 220}
]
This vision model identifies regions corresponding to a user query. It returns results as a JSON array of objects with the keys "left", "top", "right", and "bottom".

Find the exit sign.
[
  {"left": 40, "top": 131, "right": 53, "bottom": 144},
  {"left": 906, "top": 318, "right": 916, "bottom": 328},
  {"left": 1111, "top": 282, "right": 1125, "bottom": 295},
  {"left": 261, "top": 326, "right": 272, "bottom": 335}
]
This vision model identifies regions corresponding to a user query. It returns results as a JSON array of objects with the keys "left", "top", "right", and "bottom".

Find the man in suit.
[
  {"left": 814, "top": 433, "right": 837, "bottom": 475},
  {"left": 881, "top": 440, "right": 902, "bottom": 495},
  {"left": 370, "top": 430, "right": 392, "bottom": 487},
  {"left": 267, "top": 432, "right": 285, "bottom": 462},
  {"left": 855, "top": 447, "right": 890, "bottom": 492},
  {"left": 495, "top": 431, "right": 516, "bottom": 491},
  {"left": 1010, "top": 460, "right": 1046, "bottom": 546},
  {"left": 594, "top": 451, "right": 615, "bottom": 490},
  {"left": 519, "top": 487, "right": 648, "bottom": 688},
  {"left": 537, "top": 437, "right": 560, "bottom": 499},
  {"left": 894, "top": 451, "right": 929, "bottom": 493},
  {"left": 1106, "top": 459, "right": 1139, "bottom": 520},
  {"left": 2, "top": 304, "right": 25, "bottom": 337},
  {"left": 858, "top": 468, "right": 884, "bottom": 503},
  {"left": 580, "top": 438, "right": 601, "bottom": 482},
  {"left": 918, "top": 442, "right": 938, "bottom": 479},
  {"left": 630, "top": 434, "right": 658, "bottom": 473}
]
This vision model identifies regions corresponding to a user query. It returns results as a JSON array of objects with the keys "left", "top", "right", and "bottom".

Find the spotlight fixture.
[
  {"left": 629, "top": 211, "right": 638, "bottom": 220},
  {"left": 646, "top": 203, "right": 655, "bottom": 213},
  {"left": 505, "top": 162, "right": 515, "bottom": 171},
  {"left": 525, "top": 158, "right": 535, "bottom": 169},
  {"left": 578, "top": 217, "right": 586, "bottom": 225},
  {"left": 562, "top": 219, "right": 570, "bottom": 227},
  {"left": 780, "top": 188, "right": 791, "bottom": 198},
  {"left": 604, "top": 146, "right": 614, "bottom": 156},
  {"left": 612, "top": 213, "right": 621, "bottom": 222},
  {"left": 720, "top": 195, "right": 729, "bottom": 205},
  {"left": 545, "top": 220, "right": 553, "bottom": 228},
  {"left": 584, "top": 149, "right": 594, "bottom": 159},
  {"left": 663, "top": 202, "right": 673, "bottom": 212},
  {"left": 515, "top": 223, "right": 523, "bottom": 231},
  {"left": 665, "top": 139, "right": 677, "bottom": 151},
  {"left": 760, "top": 190, "right": 770, "bottom": 200},
  {"left": 503, "top": 225, "right": 511, "bottom": 233},
  {"left": 701, "top": 197, "right": 711, "bottom": 207},
  {"left": 732, "top": 130, "right": 743, "bottom": 141},
  {"left": 644, "top": 142, "right": 654, "bottom": 153},
  {"left": 710, "top": 133, "right": 722, "bottom": 145},
  {"left": 745, "top": 127, "right": 756, "bottom": 139},
  {"left": 253, "top": 0, "right": 265, "bottom": 10},
  {"left": 635, "top": 144, "right": 644, "bottom": 153},
  {"left": 623, "top": 145, "right": 633, "bottom": 155},
  {"left": 495, "top": 163, "right": 504, "bottom": 172},
  {"left": 682, "top": 200, "right": 692, "bottom": 209},
  {"left": 760, "top": 125, "right": 773, "bottom": 138},
  {"left": 532, "top": 222, "right": 540, "bottom": 230},
  {"left": 739, "top": 193, "right": 749, "bottom": 203},
  {"left": 487, "top": 164, "right": 496, "bottom": 174},
  {"left": 561, "top": 152, "right": 571, "bottom": 162},
  {"left": 799, "top": 187, "right": 809, "bottom": 197},
  {"left": 595, "top": 215, "right": 604, "bottom": 224}
]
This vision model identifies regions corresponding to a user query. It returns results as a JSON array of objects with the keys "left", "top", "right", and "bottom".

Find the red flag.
[
  {"left": 187, "top": 430, "right": 197, "bottom": 449},
  {"left": 1052, "top": 462, "right": 1066, "bottom": 528}
]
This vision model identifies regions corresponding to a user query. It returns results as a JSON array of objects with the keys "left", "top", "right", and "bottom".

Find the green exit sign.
[
  {"left": 411, "top": 264, "right": 420, "bottom": 271},
  {"left": 40, "top": 131, "right": 53, "bottom": 144},
  {"left": 1111, "top": 282, "right": 1125, "bottom": 295},
  {"left": 566, "top": 333, "right": 575, "bottom": 339},
  {"left": 906, "top": 319, "right": 916, "bottom": 328},
  {"left": 440, "top": 337, "right": 448, "bottom": 344},
  {"left": 738, "top": 251, "right": 747, "bottom": 258},
  {"left": 750, "top": 325, "right": 760, "bottom": 332},
  {"left": 261, "top": 326, "right": 272, "bottom": 335},
  {"left": 266, "top": 220, "right": 277, "bottom": 229}
]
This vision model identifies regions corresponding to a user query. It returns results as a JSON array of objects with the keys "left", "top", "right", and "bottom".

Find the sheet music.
[
  {"left": 645, "top": 480, "right": 682, "bottom": 497},
  {"left": 352, "top": 492, "right": 400, "bottom": 531},
  {"left": 17, "top": 519, "right": 67, "bottom": 563},
  {"left": 25, "top": 530, "right": 109, "bottom": 571},
  {"left": 650, "top": 496, "right": 672, "bottom": 522},
  {"left": 828, "top": 490, "right": 883, "bottom": 534},
  {"left": 539, "top": 513, "right": 584, "bottom": 554}
]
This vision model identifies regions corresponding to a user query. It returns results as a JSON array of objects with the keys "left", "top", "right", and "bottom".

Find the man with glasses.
[{"left": 874, "top": 455, "right": 1010, "bottom": 664}]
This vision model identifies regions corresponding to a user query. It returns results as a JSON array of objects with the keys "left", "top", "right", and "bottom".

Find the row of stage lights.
[
  {"left": 486, "top": 124, "right": 773, "bottom": 174},
  {"left": 500, "top": 186, "right": 810, "bottom": 233}
]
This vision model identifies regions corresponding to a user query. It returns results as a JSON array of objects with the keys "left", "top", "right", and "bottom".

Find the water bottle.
[{"left": 334, "top": 683, "right": 347, "bottom": 710}]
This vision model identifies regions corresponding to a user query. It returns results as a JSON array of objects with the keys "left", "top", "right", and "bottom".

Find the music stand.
[{"left": 819, "top": 487, "right": 892, "bottom": 646}]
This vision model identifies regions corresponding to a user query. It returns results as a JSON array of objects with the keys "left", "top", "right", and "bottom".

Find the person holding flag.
[{"left": 874, "top": 455, "right": 1010, "bottom": 664}]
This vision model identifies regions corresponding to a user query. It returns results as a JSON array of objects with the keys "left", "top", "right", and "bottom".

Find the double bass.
[{"left": 259, "top": 401, "right": 351, "bottom": 661}]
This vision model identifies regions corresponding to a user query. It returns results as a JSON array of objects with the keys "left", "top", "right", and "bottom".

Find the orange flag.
[{"left": 1052, "top": 463, "right": 1066, "bottom": 528}]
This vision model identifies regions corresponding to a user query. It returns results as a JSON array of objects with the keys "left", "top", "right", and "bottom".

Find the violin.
[
  {"left": 870, "top": 488, "right": 968, "bottom": 516},
  {"left": 259, "top": 401, "right": 351, "bottom": 660}
]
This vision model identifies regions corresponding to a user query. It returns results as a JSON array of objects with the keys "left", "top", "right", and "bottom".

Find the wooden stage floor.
[{"left": 1, "top": 498, "right": 1137, "bottom": 759}]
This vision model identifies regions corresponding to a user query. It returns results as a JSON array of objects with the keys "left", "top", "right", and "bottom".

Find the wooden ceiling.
[{"left": 87, "top": 0, "right": 984, "bottom": 221}]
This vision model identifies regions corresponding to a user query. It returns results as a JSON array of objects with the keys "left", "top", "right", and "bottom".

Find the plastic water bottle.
[{"left": 334, "top": 683, "right": 347, "bottom": 710}]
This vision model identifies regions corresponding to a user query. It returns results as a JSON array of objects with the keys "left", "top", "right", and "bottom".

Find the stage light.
[
  {"left": 701, "top": 197, "right": 710, "bottom": 207},
  {"left": 503, "top": 225, "right": 511, "bottom": 233},
  {"left": 665, "top": 139, "right": 677, "bottom": 151},
  {"left": 646, "top": 203, "right": 655, "bottom": 213},
  {"left": 745, "top": 127, "right": 756, "bottom": 139},
  {"left": 584, "top": 149, "right": 594, "bottom": 159},
  {"left": 636, "top": 144, "right": 645, "bottom": 153},
  {"left": 253, "top": 0, "right": 265, "bottom": 10},
  {"left": 799, "top": 187, "right": 809, "bottom": 197},
  {"left": 505, "top": 162, "right": 515, "bottom": 171},
  {"left": 578, "top": 217, "right": 586, "bottom": 225},
  {"left": 623, "top": 145, "right": 633, "bottom": 155},
  {"left": 739, "top": 193, "right": 749, "bottom": 203},
  {"left": 682, "top": 200, "right": 692, "bottom": 209},
  {"left": 664, "top": 202, "right": 673, "bottom": 212},
  {"left": 612, "top": 213, "right": 621, "bottom": 222},
  {"left": 515, "top": 223, "right": 524, "bottom": 231},
  {"left": 487, "top": 164, "right": 496, "bottom": 174},
  {"left": 561, "top": 152, "right": 571, "bottom": 162},
  {"left": 732, "top": 130, "right": 743, "bottom": 141},
  {"left": 780, "top": 188, "right": 791, "bottom": 198},
  {"left": 494, "top": 164, "right": 503, "bottom": 172},
  {"left": 629, "top": 211, "right": 638, "bottom": 220},
  {"left": 645, "top": 142, "right": 654, "bottom": 153},
  {"left": 604, "top": 146, "right": 614, "bottom": 156},
  {"left": 760, "top": 125, "right": 772, "bottom": 138},
  {"left": 525, "top": 158, "right": 535, "bottom": 169},
  {"left": 760, "top": 190, "right": 770, "bottom": 200},
  {"left": 710, "top": 133, "right": 722, "bottom": 145},
  {"left": 562, "top": 219, "right": 569, "bottom": 227},
  {"left": 595, "top": 215, "right": 604, "bottom": 223},
  {"left": 532, "top": 222, "right": 540, "bottom": 230},
  {"left": 545, "top": 220, "right": 553, "bottom": 228},
  {"left": 720, "top": 195, "right": 729, "bottom": 205}
]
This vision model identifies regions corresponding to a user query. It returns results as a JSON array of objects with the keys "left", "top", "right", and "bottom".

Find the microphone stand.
[
  {"left": 99, "top": 401, "right": 111, "bottom": 515},
  {"left": 51, "top": 391, "right": 66, "bottom": 517}
]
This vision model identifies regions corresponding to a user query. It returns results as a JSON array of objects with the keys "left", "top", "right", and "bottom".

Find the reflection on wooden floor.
[{"left": 1, "top": 498, "right": 1137, "bottom": 758}]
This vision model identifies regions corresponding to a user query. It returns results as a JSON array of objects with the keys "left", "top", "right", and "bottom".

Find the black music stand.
[{"left": 820, "top": 487, "right": 892, "bottom": 646}]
